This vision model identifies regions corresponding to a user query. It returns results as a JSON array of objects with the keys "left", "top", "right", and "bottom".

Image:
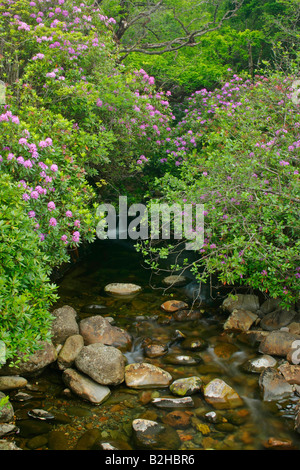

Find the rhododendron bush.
[{"left": 140, "top": 71, "right": 300, "bottom": 308}]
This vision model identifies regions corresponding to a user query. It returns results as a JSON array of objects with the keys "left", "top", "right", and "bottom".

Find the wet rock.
[
  {"left": 162, "top": 275, "right": 189, "bottom": 287},
  {"left": 287, "top": 322, "right": 300, "bottom": 335},
  {"left": 62, "top": 368, "right": 111, "bottom": 404},
  {"left": 11, "top": 391, "right": 33, "bottom": 402},
  {"left": 258, "top": 367, "right": 294, "bottom": 401},
  {"left": 223, "top": 309, "right": 258, "bottom": 332},
  {"left": 0, "top": 424, "right": 18, "bottom": 438},
  {"left": 260, "top": 308, "right": 298, "bottom": 331},
  {"left": 125, "top": 363, "right": 172, "bottom": 389},
  {"left": 243, "top": 355, "right": 277, "bottom": 373},
  {"left": 278, "top": 362, "right": 300, "bottom": 385},
  {"left": 75, "top": 429, "right": 102, "bottom": 450},
  {"left": 204, "top": 411, "right": 219, "bottom": 423},
  {"left": 173, "top": 309, "right": 202, "bottom": 321},
  {"left": 202, "top": 379, "right": 243, "bottom": 410},
  {"left": 295, "top": 403, "right": 300, "bottom": 433},
  {"left": 170, "top": 377, "right": 202, "bottom": 397},
  {"left": 26, "top": 434, "right": 48, "bottom": 449},
  {"left": 0, "top": 341, "right": 57, "bottom": 377},
  {"left": 27, "top": 409, "right": 55, "bottom": 420},
  {"left": 48, "top": 430, "right": 69, "bottom": 450},
  {"left": 0, "top": 440, "right": 21, "bottom": 450},
  {"left": 79, "top": 315, "right": 132, "bottom": 351},
  {"left": 57, "top": 334, "right": 84, "bottom": 370},
  {"left": 0, "top": 376, "right": 27, "bottom": 391},
  {"left": 151, "top": 397, "right": 194, "bottom": 408},
  {"left": 75, "top": 343, "right": 125, "bottom": 386},
  {"left": 244, "top": 330, "right": 269, "bottom": 344},
  {"left": 81, "top": 304, "right": 107, "bottom": 314},
  {"left": 263, "top": 437, "right": 296, "bottom": 450},
  {"left": 0, "top": 392, "right": 14, "bottom": 423},
  {"left": 164, "top": 354, "right": 201, "bottom": 365},
  {"left": 213, "top": 343, "right": 239, "bottom": 359},
  {"left": 259, "top": 330, "right": 300, "bottom": 357},
  {"left": 161, "top": 300, "right": 188, "bottom": 313},
  {"left": 181, "top": 337, "right": 208, "bottom": 351},
  {"left": 222, "top": 294, "right": 259, "bottom": 313},
  {"left": 17, "top": 419, "right": 51, "bottom": 438},
  {"left": 51, "top": 305, "right": 79, "bottom": 346},
  {"left": 104, "top": 283, "right": 141, "bottom": 298},
  {"left": 132, "top": 418, "right": 181, "bottom": 450},
  {"left": 144, "top": 342, "right": 168, "bottom": 358},
  {"left": 162, "top": 410, "right": 192, "bottom": 428}
]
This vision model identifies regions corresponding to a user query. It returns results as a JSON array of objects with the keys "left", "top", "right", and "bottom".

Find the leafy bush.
[
  {"left": 141, "top": 70, "right": 300, "bottom": 308},
  {"left": 0, "top": 173, "right": 58, "bottom": 362}
]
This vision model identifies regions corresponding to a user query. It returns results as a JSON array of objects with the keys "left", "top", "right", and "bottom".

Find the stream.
[{"left": 8, "top": 239, "right": 300, "bottom": 450}]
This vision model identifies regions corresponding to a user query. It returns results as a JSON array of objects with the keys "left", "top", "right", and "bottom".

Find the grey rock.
[
  {"left": 0, "top": 376, "right": 27, "bottom": 391},
  {"left": 79, "top": 315, "right": 132, "bottom": 351},
  {"left": 57, "top": 334, "right": 84, "bottom": 370},
  {"left": 260, "top": 308, "right": 298, "bottom": 331},
  {"left": 0, "top": 424, "right": 18, "bottom": 437},
  {"left": 0, "top": 392, "right": 14, "bottom": 423},
  {"left": 259, "top": 367, "right": 294, "bottom": 401},
  {"left": 222, "top": 294, "right": 259, "bottom": 313},
  {"left": 224, "top": 308, "right": 258, "bottom": 332},
  {"left": 125, "top": 363, "right": 172, "bottom": 389},
  {"left": 51, "top": 305, "right": 79, "bottom": 346},
  {"left": 259, "top": 330, "right": 300, "bottom": 357},
  {"left": 0, "top": 440, "right": 21, "bottom": 450},
  {"left": 243, "top": 355, "right": 277, "bottom": 373},
  {"left": 151, "top": 396, "right": 194, "bottom": 408},
  {"left": 62, "top": 368, "right": 111, "bottom": 404},
  {"left": 75, "top": 343, "right": 125, "bottom": 386}
]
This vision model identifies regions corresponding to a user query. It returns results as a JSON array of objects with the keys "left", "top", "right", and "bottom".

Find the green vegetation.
[{"left": 0, "top": 0, "right": 299, "bottom": 360}]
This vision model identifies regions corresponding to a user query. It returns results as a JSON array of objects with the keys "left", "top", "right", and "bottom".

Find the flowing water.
[{"left": 9, "top": 239, "right": 300, "bottom": 450}]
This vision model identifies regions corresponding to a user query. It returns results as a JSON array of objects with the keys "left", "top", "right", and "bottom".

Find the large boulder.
[
  {"left": 75, "top": 344, "right": 125, "bottom": 386},
  {"left": 222, "top": 294, "right": 259, "bottom": 313},
  {"left": 125, "top": 363, "right": 172, "bottom": 389},
  {"left": 259, "top": 330, "right": 300, "bottom": 357},
  {"left": 79, "top": 316, "right": 132, "bottom": 351},
  {"left": 223, "top": 308, "right": 258, "bottom": 332},
  {"left": 0, "top": 341, "right": 57, "bottom": 377},
  {"left": 51, "top": 305, "right": 79, "bottom": 346},
  {"left": 260, "top": 308, "right": 298, "bottom": 331},
  {"left": 62, "top": 368, "right": 111, "bottom": 404}
]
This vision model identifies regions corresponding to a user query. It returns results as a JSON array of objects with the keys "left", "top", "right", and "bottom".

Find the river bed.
[{"left": 9, "top": 239, "right": 300, "bottom": 450}]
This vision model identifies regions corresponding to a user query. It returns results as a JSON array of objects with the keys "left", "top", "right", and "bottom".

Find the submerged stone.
[
  {"left": 104, "top": 283, "right": 142, "bottom": 298},
  {"left": 132, "top": 418, "right": 181, "bottom": 450},
  {"left": 151, "top": 396, "right": 194, "bottom": 408},
  {"left": 170, "top": 377, "right": 202, "bottom": 396},
  {"left": 125, "top": 363, "right": 172, "bottom": 389},
  {"left": 203, "top": 379, "right": 243, "bottom": 410}
]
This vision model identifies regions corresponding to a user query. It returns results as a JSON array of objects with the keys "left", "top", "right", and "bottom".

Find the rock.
[
  {"left": 260, "top": 308, "right": 298, "bottom": 331},
  {"left": 162, "top": 411, "right": 192, "bottom": 428},
  {"left": 259, "top": 330, "right": 300, "bottom": 357},
  {"left": 263, "top": 437, "right": 296, "bottom": 450},
  {"left": 0, "top": 341, "right": 57, "bottom": 377},
  {"left": 223, "top": 309, "right": 258, "bottom": 332},
  {"left": 79, "top": 315, "right": 132, "bottom": 351},
  {"left": 17, "top": 419, "right": 51, "bottom": 438},
  {"left": 202, "top": 379, "right": 243, "bottom": 410},
  {"left": 258, "top": 367, "right": 294, "bottom": 401},
  {"left": 243, "top": 355, "right": 277, "bottom": 373},
  {"left": 287, "top": 322, "right": 300, "bottom": 335},
  {"left": 57, "top": 334, "right": 84, "bottom": 370},
  {"left": 75, "top": 344, "right": 125, "bottom": 386},
  {"left": 278, "top": 362, "right": 300, "bottom": 385},
  {"left": 0, "top": 392, "right": 14, "bottom": 423},
  {"left": 213, "top": 343, "right": 239, "bottom": 359},
  {"left": 164, "top": 354, "right": 201, "bottom": 365},
  {"left": 62, "top": 368, "right": 111, "bottom": 404},
  {"left": 51, "top": 305, "right": 79, "bottom": 346},
  {"left": 170, "top": 376, "right": 202, "bottom": 396},
  {"left": 48, "top": 430, "right": 69, "bottom": 450},
  {"left": 245, "top": 330, "right": 269, "bottom": 344},
  {"left": 257, "top": 298, "right": 282, "bottom": 316},
  {"left": 0, "top": 440, "right": 21, "bottom": 450},
  {"left": 104, "top": 283, "right": 141, "bottom": 298},
  {"left": 162, "top": 275, "right": 189, "bottom": 287},
  {"left": 144, "top": 342, "right": 168, "bottom": 359},
  {"left": 26, "top": 435, "right": 48, "bottom": 449},
  {"left": 161, "top": 300, "right": 188, "bottom": 313},
  {"left": 125, "top": 363, "right": 172, "bottom": 389},
  {"left": 75, "top": 429, "right": 102, "bottom": 450},
  {"left": 173, "top": 309, "right": 202, "bottom": 321},
  {"left": 0, "top": 376, "right": 27, "bottom": 391},
  {"left": 0, "top": 424, "right": 18, "bottom": 438},
  {"left": 181, "top": 337, "right": 208, "bottom": 351},
  {"left": 27, "top": 409, "right": 55, "bottom": 420},
  {"left": 222, "top": 294, "right": 259, "bottom": 313},
  {"left": 132, "top": 419, "right": 181, "bottom": 450},
  {"left": 151, "top": 397, "right": 194, "bottom": 408},
  {"left": 11, "top": 391, "right": 33, "bottom": 402},
  {"left": 295, "top": 404, "right": 300, "bottom": 433}
]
